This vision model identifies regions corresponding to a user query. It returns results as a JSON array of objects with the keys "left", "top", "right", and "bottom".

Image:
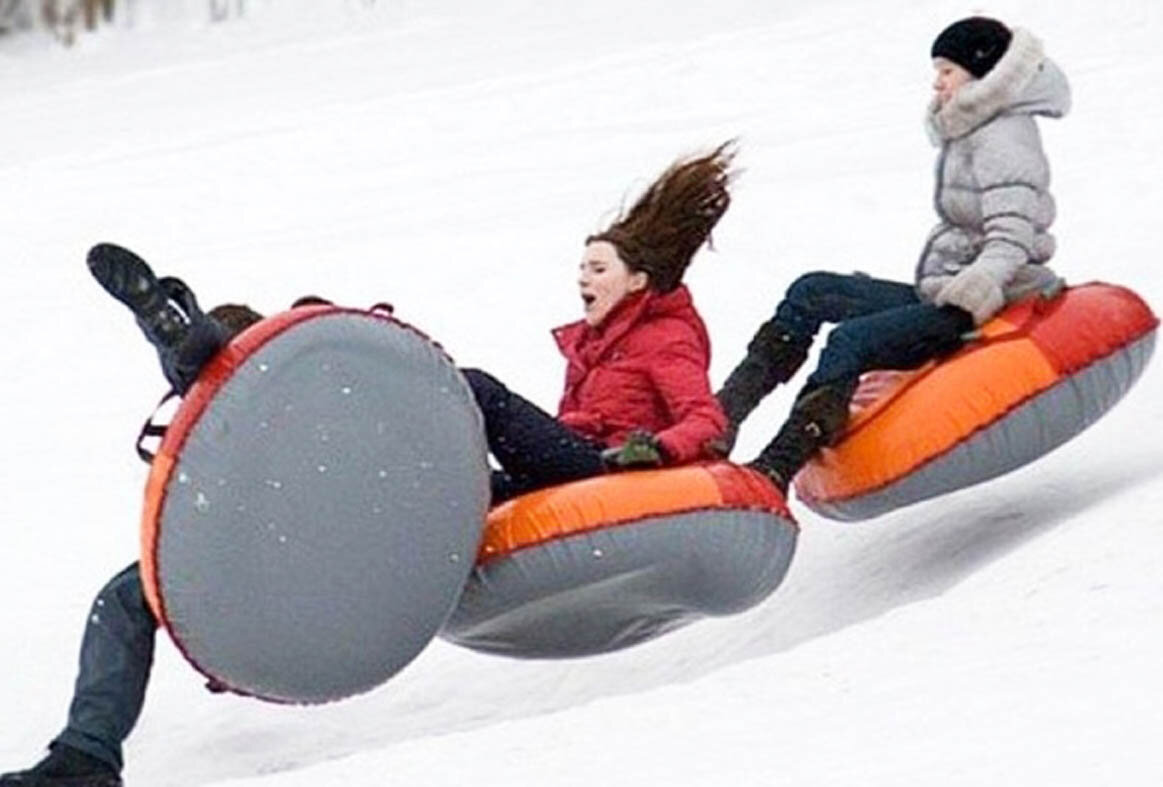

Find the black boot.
[
  {"left": 87, "top": 243, "right": 190, "bottom": 352},
  {"left": 715, "top": 319, "right": 809, "bottom": 454},
  {"left": 89, "top": 244, "right": 232, "bottom": 394},
  {"left": 0, "top": 744, "right": 121, "bottom": 787},
  {"left": 158, "top": 276, "right": 205, "bottom": 323},
  {"left": 747, "top": 381, "right": 854, "bottom": 494}
]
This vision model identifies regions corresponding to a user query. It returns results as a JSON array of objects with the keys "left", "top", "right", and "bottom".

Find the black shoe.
[
  {"left": 748, "top": 382, "right": 855, "bottom": 494},
  {"left": 746, "top": 460, "right": 790, "bottom": 495},
  {"left": 0, "top": 745, "right": 121, "bottom": 787},
  {"left": 87, "top": 242, "right": 190, "bottom": 351},
  {"left": 158, "top": 276, "right": 204, "bottom": 323}
]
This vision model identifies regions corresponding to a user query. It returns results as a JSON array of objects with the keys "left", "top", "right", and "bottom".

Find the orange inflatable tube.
[
  {"left": 443, "top": 462, "right": 798, "bottom": 658},
  {"left": 794, "top": 283, "right": 1157, "bottom": 520}
]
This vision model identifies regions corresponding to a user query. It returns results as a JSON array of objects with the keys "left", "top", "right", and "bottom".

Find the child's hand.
[{"left": 935, "top": 265, "right": 1004, "bottom": 324}]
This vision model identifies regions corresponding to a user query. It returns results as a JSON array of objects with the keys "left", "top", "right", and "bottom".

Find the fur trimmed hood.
[{"left": 926, "top": 28, "right": 1071, "bottom": 143}]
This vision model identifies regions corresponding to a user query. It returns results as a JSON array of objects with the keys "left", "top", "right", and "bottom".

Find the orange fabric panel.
[
  {"left": 478, "top": 463, "right": 799, "bottom": 561},
  {"left": 795, "top": 338, "right": 1059, "bottom": 502},
  {"left": 479, "top": 462, "right": 794, "bottom": 561},
  {"left": 479, "top": 466, "right": 723, "bottom": 560},
  {"left": 139, "top": 452, "right": 173, "bottom": 622},
  {"left": 981, "top": 305, "right": 1028, "bottom": 339}
]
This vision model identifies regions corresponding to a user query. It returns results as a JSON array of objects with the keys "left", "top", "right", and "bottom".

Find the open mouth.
[{"left": 581, "top": 293, "right": 596, "bottom": 308}]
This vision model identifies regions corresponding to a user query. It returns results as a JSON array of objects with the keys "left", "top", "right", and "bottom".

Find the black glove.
[
  {"left": 601, "top": 429, "right": 665, "bottom": 470},
  {"left": 704, "top": 425, "right": 738, "bottom": 459}
]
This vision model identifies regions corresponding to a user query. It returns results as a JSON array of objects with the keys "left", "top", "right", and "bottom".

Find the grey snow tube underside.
[
  {"left": 147, "top": 308, "right": 489, "bottom": 703},
  {"left": 803, "top": 331, "right": 1154, "bottom": 521},
  {"left": 442, "top": 508, "right": 797, "bottom": 658}
]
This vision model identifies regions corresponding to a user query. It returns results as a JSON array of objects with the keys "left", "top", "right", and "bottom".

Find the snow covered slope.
[{"left": 1, "top": 1, "right": 1160, "bottom": 785}]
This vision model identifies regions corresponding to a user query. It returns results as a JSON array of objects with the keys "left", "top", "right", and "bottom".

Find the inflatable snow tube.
[
  {"left": 140, "top": 305, "right": 490, "bottom": 703},
  {"left": 441, "top": 462, "right": 796, "bottom": 658},
  {"left": 794, "top": 283, "right": 1157, "bottom": 521}
]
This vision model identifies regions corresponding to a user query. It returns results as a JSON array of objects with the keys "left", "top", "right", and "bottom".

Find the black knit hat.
[{"left": 931, "top": 17, "right": 1012, "bottom": 78}]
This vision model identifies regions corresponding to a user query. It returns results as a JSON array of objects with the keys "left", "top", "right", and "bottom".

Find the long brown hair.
[{"left": 589, "top": 141, "right": 737, "bottom": 293}]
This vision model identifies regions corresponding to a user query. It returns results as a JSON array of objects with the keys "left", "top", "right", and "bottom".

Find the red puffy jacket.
[{"left": 552, "top": 285, "right": 726, "bottom": 463}]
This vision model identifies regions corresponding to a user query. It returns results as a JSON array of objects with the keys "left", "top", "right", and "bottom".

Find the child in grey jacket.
[{"left": 719, "top": 17, "right": 1071, "bottom": 492}]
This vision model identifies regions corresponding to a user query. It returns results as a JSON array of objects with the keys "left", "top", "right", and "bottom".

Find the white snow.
[{"left": 1, "top": 1, "right": 1161, "bottom": 785}]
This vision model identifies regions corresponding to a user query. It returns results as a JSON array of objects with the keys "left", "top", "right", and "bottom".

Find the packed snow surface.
[{"left": 1, "top": 1, "right": 1160, "bottom": 785}]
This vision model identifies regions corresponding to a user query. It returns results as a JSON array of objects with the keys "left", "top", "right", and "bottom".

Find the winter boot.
[
  {"left": 0, "top": 744, "right": 121, "bottom": 787},
  {"left": 715, "top": 319, "right": 809, "bottom": 454},
  {"left": 747, "top": 381, "right": 855, "bottom": 494},
  {"left": 87, "top": 243, "right": 190, "bottom": 352},
  {"left": 89, "top": 244, "right": 234, "bottom": 394},
  {"left": 158, "top": 275, "right": 204, "bottom": 324}
]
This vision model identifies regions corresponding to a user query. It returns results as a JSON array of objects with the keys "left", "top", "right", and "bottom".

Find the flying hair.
[{"left": 589, "top": 140, "right": 738, "bottom": 293}]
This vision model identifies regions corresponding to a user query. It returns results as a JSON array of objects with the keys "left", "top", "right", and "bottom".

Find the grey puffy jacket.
[{"left": 916, "top": 29, "right": 1071, "bottom": 308}]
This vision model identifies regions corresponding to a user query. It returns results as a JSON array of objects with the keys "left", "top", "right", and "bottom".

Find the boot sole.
[{"left": 87, "top": 242, "right": 159, "bottom": 313}]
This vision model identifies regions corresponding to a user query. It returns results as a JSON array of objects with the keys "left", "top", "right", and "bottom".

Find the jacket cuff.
[{"left": 655, "top": 431, "right": 690, "bottom": 464}]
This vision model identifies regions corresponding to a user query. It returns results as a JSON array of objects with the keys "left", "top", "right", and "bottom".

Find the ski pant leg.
[
  {"left": 804, "top": 302, "right": 975, "bottom": 392},
  {"left": 461, "top": 369, "right": 606, "bottom": 504},
  {"left": 773, "top": 272, "right": 922, "bottom": 345},
  {"left": 53, "top": 563, "right": 157, "bottom": 772},
  {"left": 154, "top": 316, "right": 233, "bottom": 396}
]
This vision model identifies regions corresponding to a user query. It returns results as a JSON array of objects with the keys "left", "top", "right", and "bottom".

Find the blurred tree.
[
  {"left": 209, "top": 0, "right": 245, "bottom": 23},
  {"left": 42, "top": 0, "right": 114, "bottom": 44},
  {"left": 0, "top": 0, "right": 34, "bottom": 33},
  {"left": 0, "top": 0, "right": 116, "bottom": 44}
]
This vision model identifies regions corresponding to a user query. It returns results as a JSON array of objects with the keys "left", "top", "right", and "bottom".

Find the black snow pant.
[
  {"left": 461, "top": 368, "right": 607, "bottom": 503},
  {"left": 157, "top": 316, "right": 233, "bottom": 396},
  {"left": 52, "top": 563, "right": 155, "bottom": 772}
]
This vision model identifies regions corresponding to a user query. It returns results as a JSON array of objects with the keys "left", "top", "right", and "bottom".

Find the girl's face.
[
  {"left": 578, "top": 240, "right": 648, "bottom": 327},
  {"left": 932, "top": 57, "right": 974, "bottom": 107}
]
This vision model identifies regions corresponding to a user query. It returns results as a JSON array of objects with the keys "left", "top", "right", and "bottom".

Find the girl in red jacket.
[{"left": 87, "top": 145, "right": 733, "bottom": 504}]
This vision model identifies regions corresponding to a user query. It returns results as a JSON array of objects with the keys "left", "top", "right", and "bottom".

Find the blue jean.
[
  {"left": 773, "top": 272, "right": 973, "bottom": 393},
  {"left": 53, "top": 564, "right": 155, "bottom": 772}
]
